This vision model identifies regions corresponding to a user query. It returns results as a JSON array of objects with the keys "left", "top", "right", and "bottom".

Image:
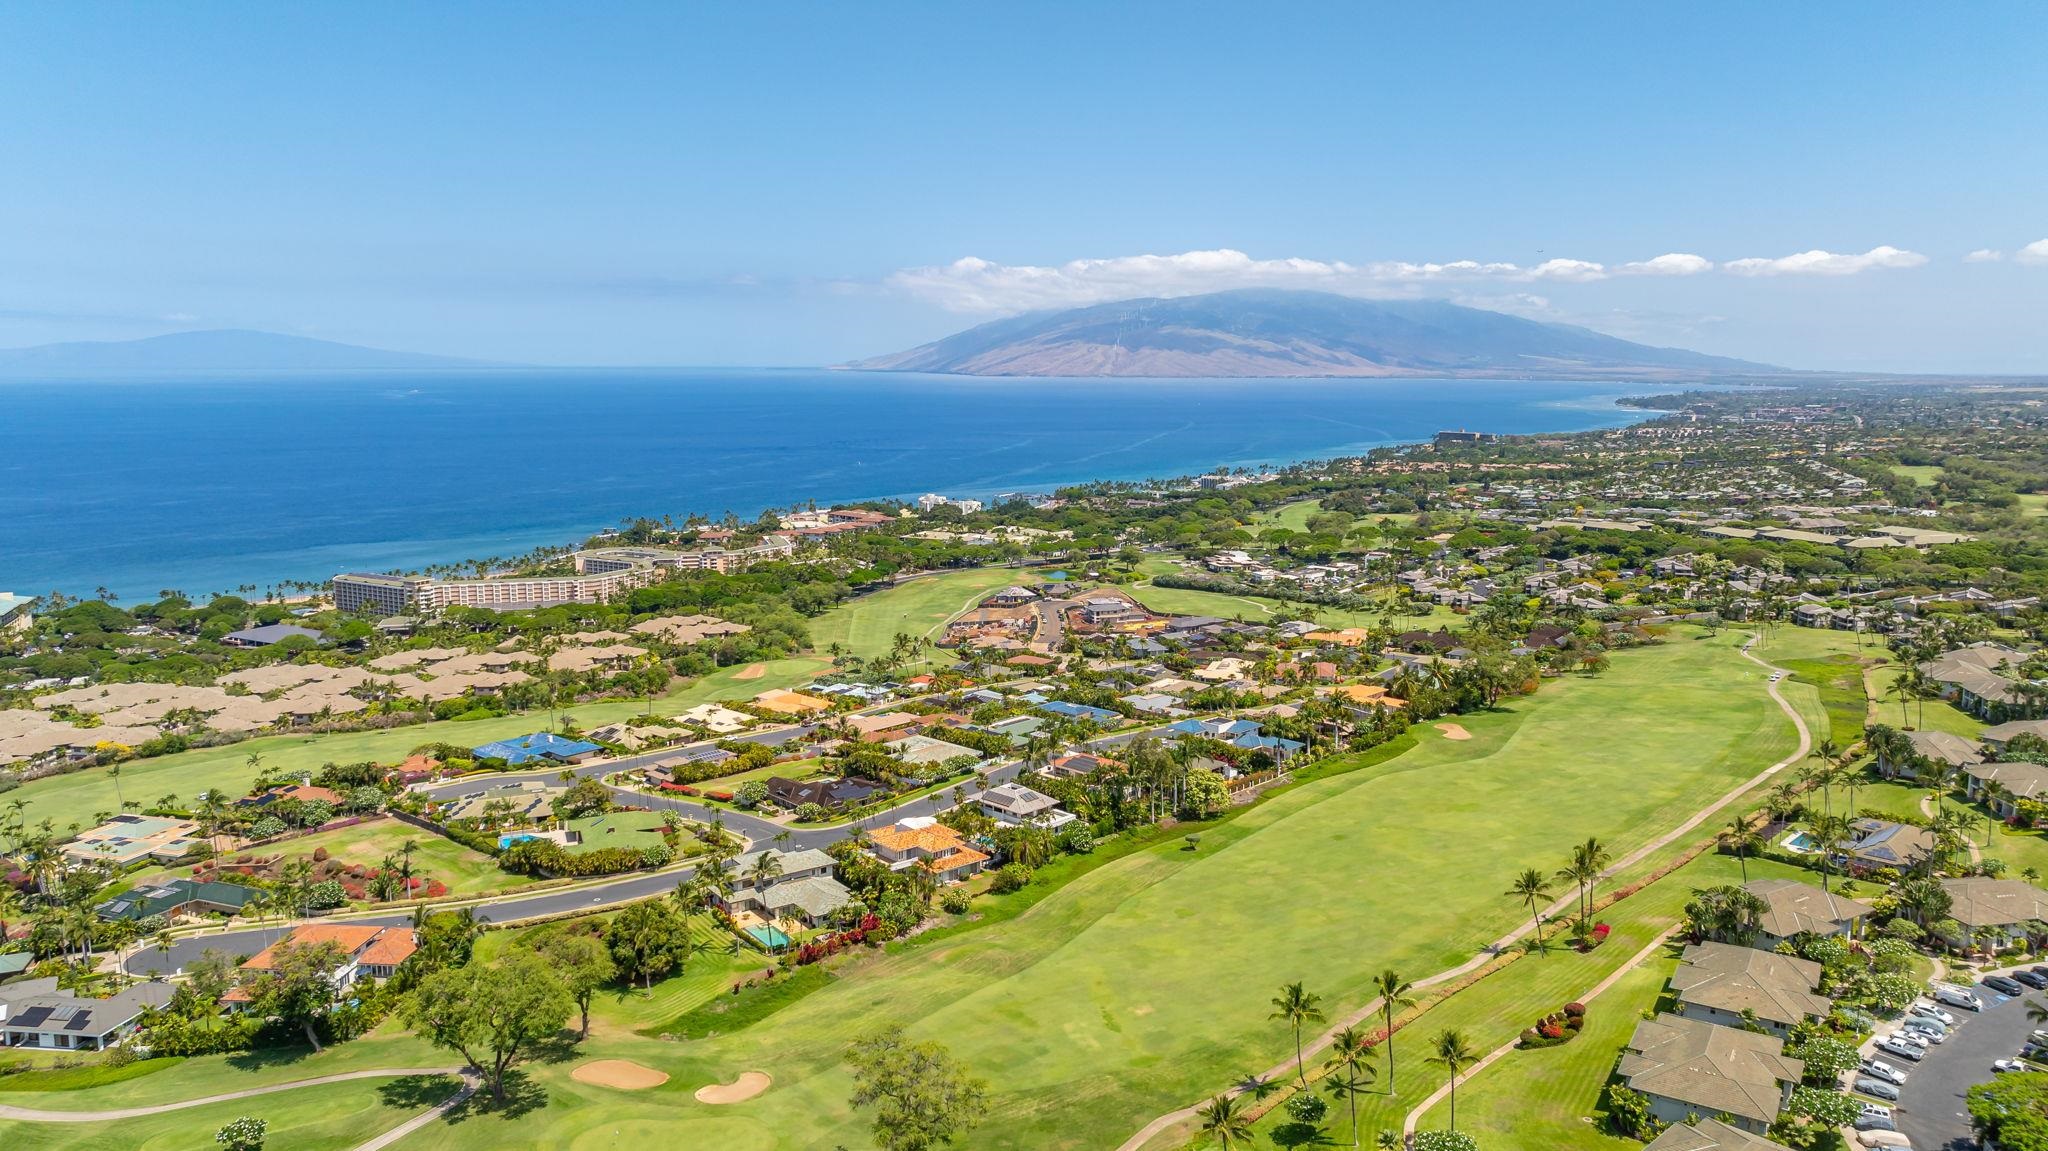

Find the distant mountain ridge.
[
  {"left": 849, "top": 289, "right": 1771, "bottom": 379},
  {"left": 0, "top": 329, "right": 486, "bottom": 371}
]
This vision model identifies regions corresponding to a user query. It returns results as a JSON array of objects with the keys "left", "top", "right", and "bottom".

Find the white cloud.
[
  {"left": 1965, "top": 248, "right": 2004, "bottom": 263},
  {"left": 2018, "top": 239, "right": 2048, "bottom": 265},
  {"left": 1722, "top": 245, "right": 1928, "bottom": 276},
  {"left": 1617, "top": 252, "right": 1713, "bottom": 276}
]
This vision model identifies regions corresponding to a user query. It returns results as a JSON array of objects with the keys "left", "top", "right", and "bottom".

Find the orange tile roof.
[
  {"left": 356, "top": 929, "right": 418, "bottom": 968},
  {"left": 242, "top": 924, "right": 413, "bottom": 971}
]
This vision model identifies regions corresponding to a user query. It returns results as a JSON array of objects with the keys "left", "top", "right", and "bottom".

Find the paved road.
[
  {"left": 125, "top": 732, "right": 1025, "bottom": 976},
  {"left": 1893, "top": 980, "right": 2046, "bottom": 1151},
  {"left": 0, "top": 1067, "right": 465, "bottom": 1122}
]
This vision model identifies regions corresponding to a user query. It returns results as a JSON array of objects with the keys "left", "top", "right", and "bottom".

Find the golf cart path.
[
  {"left": 1400, "top": 928, "right": 1677, "bottom": 1135},
  {"left": 1114, "top": 634, "right": 1811, "bottom": 1151},
  {"left": 0, "top": 1066, "right": 465, "bottom": 1122}
]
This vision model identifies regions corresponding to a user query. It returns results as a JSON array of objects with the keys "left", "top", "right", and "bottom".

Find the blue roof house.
[
  {"left": 471, "top": 732, "right": 603, "bottom": 765},
  {"left": 1036, "top": 701, "right": 1120, "bottom": 724}
]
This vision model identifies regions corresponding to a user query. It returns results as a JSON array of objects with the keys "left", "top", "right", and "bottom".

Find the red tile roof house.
[{"left": 221, "top": 923, "right": 418, "bottom": 1008}]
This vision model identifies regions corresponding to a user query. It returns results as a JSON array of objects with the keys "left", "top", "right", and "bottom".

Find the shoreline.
[{"left": 8, "top": 376, "right": 1674, "bottom": 601}]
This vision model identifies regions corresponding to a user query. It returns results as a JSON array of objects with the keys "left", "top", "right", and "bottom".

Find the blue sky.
[{"left": 2, "top": 3, "right": 2044, "bottom": 372}]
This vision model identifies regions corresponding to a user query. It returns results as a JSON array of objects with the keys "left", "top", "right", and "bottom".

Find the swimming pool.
[
  {"left": 1780, "top": 830, "right": 1818, "bottom": 854},
  {"left": 746, "top": 925, "right": 792, "bottom": 950}
]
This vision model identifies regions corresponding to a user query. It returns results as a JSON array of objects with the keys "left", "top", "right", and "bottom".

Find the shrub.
[
  {"left": 216, "top": 1117, "right": 266, "bottom": 1151},
  {"left": 1412, "top": 1132, "right": 1479, "bottom": 1151},
  {"left": 988, "top": 864, "right": 1030, "bottom": 894},
  {"left": 939, "top": 890, "right": 971, "bottom": 915},
  {"left": 1285, "top": 1091, "right": 1328, "bottom": 1123}
]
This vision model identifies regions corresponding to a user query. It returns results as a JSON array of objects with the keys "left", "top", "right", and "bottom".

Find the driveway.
[{"left": 1892, "top": 980, "right": 2045, "bottom": 1151}]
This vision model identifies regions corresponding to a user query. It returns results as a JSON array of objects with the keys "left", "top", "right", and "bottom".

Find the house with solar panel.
[{"left": 1, "top": 979, "right": 173, "bottom": 1051}]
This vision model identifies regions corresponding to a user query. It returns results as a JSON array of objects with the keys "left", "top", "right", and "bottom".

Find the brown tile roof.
[{"left": 1620, "top": 1013, "right": 1802, "bottom": 1125}]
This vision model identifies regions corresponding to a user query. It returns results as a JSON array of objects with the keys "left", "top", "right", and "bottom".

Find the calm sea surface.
[{"left": 2, "top": 369, "right": 1656, "bottom": 599}]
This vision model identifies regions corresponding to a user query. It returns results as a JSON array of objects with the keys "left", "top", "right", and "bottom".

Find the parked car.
[
  {"left": 1875, "top": 1037, "right": 1926, "bottom": 1062},
  {"left": 1863, "top": 1059, "right": 1909, "bottom": 1085},
  {"left": 1911, "top": 1001, "right": 1957, "bottom": 1025},
  {"left": 1854, "top": 1111, "right": 1898, "bottom": 1133},
  {"left": 1889, "top": 1029, "right": 1930, "bottom": 1049},
  {"left": 2021, "top": 1043, "right": 2048, "bottom": 1062},
  {"left": 1856, "top": 1131, "right": 1912, "bottom": 1150},
  {"left": 1984, "top": 975, "right": 2028, "bottom": 996},
  {"left": 1855, "top": 1077, "right": 1902, "bottom": 1102},
  {"left": 1934, "top": 986, "right": 1984, "bottom": 1012},
  {"left": 2030, "top": 965, "right": 2048, "bottom": 983},
  {"left": 2030, "top": 1028, "right": 2048, "bottom": 1046},
  {"left": 1994, "top": 1058, "right": 2029, "bottom": 1074},
  {"left": 2010, "top": 969, "right": 2048, "bottom": 990},
  {"left": 1900, "top": 1019, "right": 1946, "bottom": 1043}
]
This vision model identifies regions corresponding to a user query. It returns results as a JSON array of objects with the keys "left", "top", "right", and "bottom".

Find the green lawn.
[
  {"left": 558, "top": 811, "right": 674, "bottom": 856},
  {"left": 808, "top": 567, "right": 1033, "bottom": 660},
  {"left": 2018, "top": 492, "right": 2047, "bottom": 518},
  {"left": 19, "top": 632, "right": 1796, "bottom": 1151},
  {"left": 1250, "top": 499, "right": 1324, "bottom": 532},
  {"left": 1127, "top": 578, "right": 1465, "bottom": 631},
  {"left": 6, "top": 1072, "right": 465, "bottom": 1151},
  {"left": 8, "top": 657, "right": 829, "bottom": 837},
  {"left": 1752, "top": 626, "right": 1877, "bottom": 746},
  {"left": 1888, "top": 464, "right": 1945, "bottom": 486},
  {"left": 120, "top": 814, "right": 523, "bottom": 902}
]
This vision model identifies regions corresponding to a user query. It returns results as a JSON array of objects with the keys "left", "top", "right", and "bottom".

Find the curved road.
[
  {"left": 0, "top": 1067, "right": 465, "bottom": 1122},
  {"left": 126, "top": 724, "right": 1025, "bottom": 975}
]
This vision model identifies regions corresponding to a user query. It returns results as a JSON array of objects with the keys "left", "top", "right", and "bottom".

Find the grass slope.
[{"left": 807, "top": 567, "right": 1031, "bottom": 660}]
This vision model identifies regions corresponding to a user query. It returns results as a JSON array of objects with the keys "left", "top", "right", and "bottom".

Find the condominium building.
[{"left": 330, "top": 535, "right": 794, "bottom": 616}]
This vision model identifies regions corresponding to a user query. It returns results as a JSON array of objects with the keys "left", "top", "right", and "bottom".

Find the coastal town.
[{"left": 1, "top": 381, "right": 2047, "bottom": 1151}]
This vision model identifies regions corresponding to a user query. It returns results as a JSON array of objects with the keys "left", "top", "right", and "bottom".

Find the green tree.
[
  {"left": 539, "top": 930, "right": 617, "bottom": 1039},
  {"left": 1197, "top": 1092, "right": 1255, "bottom": 1150},
  {"left": 845, "top": 1025, "right": 989, "bottom": 1151},
  {"left": 1426, "top": 1029, "right": 1477, "bottom": 1132},
  {"left": 1373, "top": 968, "right": 1415, "bottom": 1096},
  {"left": 1966, "top": 1072, "right": 2048, "bottom": 1151},
  {"left": 250, "top": 940, "right": 349, "bottom": 1051},
  {"left": 1270, "top": 981, "right": 1327, "bottom": 1088},
  {"left": 1720, "top": 818, "right": 1763, "bottom": 883},
  {"left": 1506, "top": 867, "right": 1554, "bottom": 953},
  {"left": 604, "top": 898, "right": 696, "bottom": 989},
  {"left": 1323, "top": 1025, "right": 1379, "bottom": 1147},
  {"left": 400, "top": 952, "right": 572, "bottom": 1103}
]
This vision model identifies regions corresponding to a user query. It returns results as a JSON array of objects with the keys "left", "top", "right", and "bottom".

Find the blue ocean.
[{"left": 2, "top": 370, "right": 1656, "bottom": 599}]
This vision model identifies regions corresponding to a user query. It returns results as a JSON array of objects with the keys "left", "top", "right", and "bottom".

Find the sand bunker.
[
  {"left": 732, "top": 663, "right": 767, "bottom": 681},
  {"left": 573, "top": 1060, "right": 670, "bottom": 1090},
  {"left": 1435, "top": 723, "right": 1473, "bottom": 741},
  {"left": 694, "top": 1071, "right": 772, "bottom": 1104}
]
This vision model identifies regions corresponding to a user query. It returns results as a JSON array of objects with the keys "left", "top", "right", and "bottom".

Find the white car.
[
  {"left": 1994, "top": 1058, "right": 2028, "bottom": 1074},
  {"left": 1874, "top": 1037, "right": 1925, "bottom": 1062},
  {"left": 1857, "top": 1102, "right": 1894, "bottom": 1121},
  {"left": 2032, "top": 1028, "right": 2048, "bottom": 1045},
  {"left": 1856, "top": 1131, "right": 1912, "bottom": 1150},
  {"left": 1863, "top": 1059, "right": 1908, "bottom": 1085},
  {"left": 1910, "top": 1001, "right": 1956, "bottom": 1026},
  {"left": 1933, "top": 986, "right": 1984, "bottom": 1013},
  {"left": 1899, "top": 1021, "right": 1945, "bottom": 1044},
  {"left": 1888, "top": 1029, "right": 1930, "bottom": 1048}
]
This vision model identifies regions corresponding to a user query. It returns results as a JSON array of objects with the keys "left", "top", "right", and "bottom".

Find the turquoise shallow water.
[{"left": 1, "top": 368, "right": 1655, "bottom": 599}]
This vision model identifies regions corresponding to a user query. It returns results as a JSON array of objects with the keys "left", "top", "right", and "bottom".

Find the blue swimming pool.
[
  {"left": 1780, "top": 831, "right": 1818, "bottom": 854},
  {"left": 746, "top": 925, "right": 792, "bottom": 950}
]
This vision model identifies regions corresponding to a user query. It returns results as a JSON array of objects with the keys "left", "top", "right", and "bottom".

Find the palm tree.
[
  {"left": 1426, "top": 1029, "right": 1478, "bottom": 1132},
  {"left": 1507, "top": 867, "right": 1554, "bottom": 954},
  {"left": 1196, "top": 1093, "right": 1253, "bottom": 1149},
  {"left": 1324, "top": 1025, "right": 1379, "bottom": 1147},
  {"left": 1576, "top": 837, "right": 1611, "bottom": 915},
  {"left": 1720, "top": 818, "right": 1763, "bottom": 883},
  {"left": 1270, "top": 981, "right": 1326, "bottom": 1087},
  {"left": 1373, "top": 968, "right": 1415, "bottom": 1095},
  {"left": 1808, "top": 812, "right": 1850, "bottom": 893},
  {"left": 399, "top": 838, "right": 420, "bottom": 899}
]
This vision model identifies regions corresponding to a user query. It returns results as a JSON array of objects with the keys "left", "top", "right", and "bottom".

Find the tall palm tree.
[
  {"left": 1808, "top": 812, "right": 1850, "bottom": 893},
  {"left": 399, "top": 838, "right": 420, "bottom": 899},
  {"left": 1576, "top": 837, "right": 1611, "bottom": 915},
  {"left": 1196, "top": 1093, "right": 1253, "bottom": 1149},
  {"left": 1324, "top": 1025, "right": 1379, "bottom": 1148},
  {"left": 1373, "top": 968, "right": 1415, "bottom": 1095},
  {"left": 1721, "top": 818, "right": 1763, "bottom": 883},
  {"left": 1270, "top": 981, "right": 1326, "bottom": 1088},
  {"left": 1426, "top": 1029, "right": 1478, "bottom": 1132},
  {"left": 1507, "top": 868, "right": 1555, "bottom": 954}
]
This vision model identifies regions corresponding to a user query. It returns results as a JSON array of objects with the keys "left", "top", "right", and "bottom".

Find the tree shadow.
[
  {"left": 224, "top": 1043, "right": 318, "bottom": 1072},
  {"left": 1271, "top": 1121, "right": 1337, "bottom": 1148},
  {"left": 527, "top": 1033, "right": 582, "bottom": 1066},
  {"left": 443, "top": 1068, "right": 549, "bottom": 1123},
  {"left": 376, "top": 1073, "right": 462, "bottom": 1111}
]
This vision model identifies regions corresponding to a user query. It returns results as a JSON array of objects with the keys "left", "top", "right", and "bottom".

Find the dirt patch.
[
  {"left": 572, "top": 1059, "right": 670, "bottom": 1090},
  {"left": 732, "top": 663, "right": 767, "bottom": 681},
  {"left": 695, "top": 1070, "right": 771, "bottom": 1104},
  {"left": 1435, "top": 723, "right": 1472, "bottom": 741}
]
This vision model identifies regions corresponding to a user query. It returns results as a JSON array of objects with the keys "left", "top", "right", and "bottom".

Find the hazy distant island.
[
  {"left": 0, "top": 329, "right": 487, "bottom": 372},
  {"left": 848, "top": 288, "right": 1773, "bottom": 379}
]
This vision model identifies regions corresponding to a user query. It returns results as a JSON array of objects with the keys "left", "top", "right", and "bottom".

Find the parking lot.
[{"left": 1889, "top": 981, "right": 2044, "bottom": 1151}]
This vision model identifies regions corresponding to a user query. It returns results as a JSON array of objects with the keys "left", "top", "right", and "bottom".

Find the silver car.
[{"left": 1855, "top": 1076, "right": 1901, "bottom": 1102}]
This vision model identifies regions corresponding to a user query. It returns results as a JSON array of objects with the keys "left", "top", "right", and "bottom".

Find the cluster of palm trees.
[
  {"left": 1197, "top": 973, "right": 1481, "bottom": 1150},
  {"left": 1503, "top": 837, "right": 1612, "bottom": 955}
]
